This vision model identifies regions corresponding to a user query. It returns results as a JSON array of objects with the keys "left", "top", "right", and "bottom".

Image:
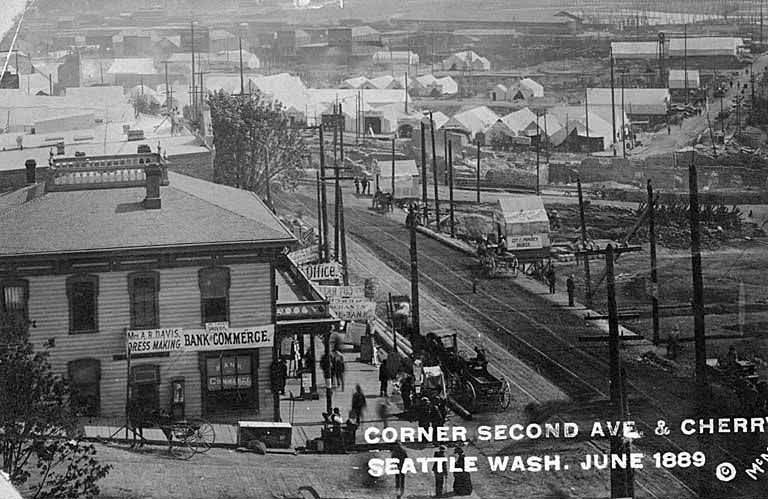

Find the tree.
[
  {"left": 0, "top": 315, "right": 111, "bottom": 498},
  {"left": 208, "top": 89, "right": 307, "bottom": 204}
]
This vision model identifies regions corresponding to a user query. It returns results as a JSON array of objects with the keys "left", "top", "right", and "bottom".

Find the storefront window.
[{"left": 206, "top": 354, "right": 252, "bottom": 392}]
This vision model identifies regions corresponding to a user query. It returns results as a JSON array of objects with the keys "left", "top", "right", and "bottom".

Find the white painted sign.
[
  {"left": 301, "top": 262, "right": 342, "bottom": 281},
  {"left": 317, "top": 285, "right": 364, "bottom": 299},
  {"left": 327, "top": 297, "right": 376, "bottom": 321},
  {"left": 289, "top": 246, "right": 318, "bottom": 265},
  {"left": 507, "top": 234, "right": 544, "bottom": 250},
  {"left": 126, "top": 325, "right": 274, "bottom": 354}
]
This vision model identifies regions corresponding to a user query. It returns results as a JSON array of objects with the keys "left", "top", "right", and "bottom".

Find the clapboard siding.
[{"left": 27, "top": 262, "right": 274, "bottom": 419}]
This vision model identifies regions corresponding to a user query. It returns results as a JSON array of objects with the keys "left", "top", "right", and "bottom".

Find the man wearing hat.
[
  {"left": 453, "top": 445, "right": 473, "bottom": 496},
  {"left": 432, "top": 445, "right": 448, "bottom": 497}
]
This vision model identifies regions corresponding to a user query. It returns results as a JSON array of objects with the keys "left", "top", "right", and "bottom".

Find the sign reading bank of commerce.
[{"left": 126, "top": 324, "right": 274, "bottom": 354}]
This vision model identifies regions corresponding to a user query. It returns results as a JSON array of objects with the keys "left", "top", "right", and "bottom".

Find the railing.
[{"left": 47, "top": 153, "right": 168, "bottom": 191}]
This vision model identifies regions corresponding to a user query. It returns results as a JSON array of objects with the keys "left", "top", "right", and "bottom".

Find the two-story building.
[{"left": 0, "top": 153, "right": 303, "bottom": 422}]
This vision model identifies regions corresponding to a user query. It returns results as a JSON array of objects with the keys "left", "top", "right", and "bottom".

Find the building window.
[
  {"left": 128, "top": 272, "right": 159, "bottom": 329},
  {"left": 68, "top": 358, "right": 100, "bottom": 416},
  {"left": 206, "top": 354, "right": 253, "bottom": 392},
  {"left": 130, "top": 364, "right": 160, "bottom": 413},
  {"left": 1, "top": 279, "right": 29, "bottom": 332},
  {"left": 199, "top": 267, "right": 230, "bottom": 325},
  {"left": 67, "top": 275, "right": 98, "bottom": 334}
]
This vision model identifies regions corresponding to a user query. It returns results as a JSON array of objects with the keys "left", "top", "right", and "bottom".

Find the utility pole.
[
  {"left": 421, "top": 122, "right": 429, "bottom": 224},
  {"left": 684, "top": 23, "right": 689, "bottom": 105},
  {"left": 391, "top": 137, "right": 396, "bottom": 198},
  {"left": 324, "top": 330, "right": 332, "bottom": 413},
  {"left": 430, "top": 112, "right": 440, "bottom": 232},
  {"left": 443, "top": 130, "right": 449, "bottom": 186},
  {"left": 689, "top": 149, "right": 709, "bottom": 499},
  {"left": 333, "top": 105, "right": 340, "bottom": 260},
  {"left": 338, "top": 105, "right": 348, "bottom": 284},
  {"left": 536, "top": 112, "right": 541, "bottom": 195},
  {"left": 316, "top": 171, "right": 324, "bottom": 262},
  {"left": 621, "top": 73, "right": 627, "bottom": 158},
  {"left": 319, "top": 126, "right": 330, "bottom": 262},
  {"left": 578, "top": 178, "right": 592, "bottom": 308},
  {"left": 164, "top": 61, "right": 170, "bottom": 113},
  {"left": 688, "top": 150, "right": 707, "bottom": 409},
  {"left": 610, "top": 46, "right": 617, "bottom": 156},
  {"left": 407, "top": 204, "right": 421, "bottom": 337},
  {"left": 476, "top": 139, "right": 481, "bottom": 204},
  {"left": 448, "top": 140, "right": 455, "bottom": 238},
  {"left": 239, "top": 37, "right": 244, "bottom": 95},
  {"left": 585, "top": 88, "right": 590, "bottom": 140},
  {"left": 648, "top": 180, "right": 659, "bottom": 345},
  {"left": 191, "top": 21, "right": 196, "bottom": 116},
  {"left": 605, "top": 244, "right": 635, "bottom": 499}
]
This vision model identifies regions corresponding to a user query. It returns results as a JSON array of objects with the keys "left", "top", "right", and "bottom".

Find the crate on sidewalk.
[{"left": 238, "top": 421, "right": 292, "bottom": 449}]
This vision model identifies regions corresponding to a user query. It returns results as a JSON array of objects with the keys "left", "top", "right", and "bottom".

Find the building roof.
[
  {"left": 378, "top": 159, "right": 419, "bottom": 178},
  {"left": 668, "top": 37, "right": 743, "bottom": 57},
  {"left": 668, "top": 69, "right": 701, "bottom": 89},
  {"left": 369, "top": 75, "right": 401, "bottom": 89},
  {"left": 500, "top": 107, "right": 537, "bottom": 135},
  {"left": 341, "top": 76, "right": 372, "bottom": 89},
  {"left": 108, "top": 58, "right": 156, "bottom": 75},
  {"left": 444, "top": 106, "right": 498, "bottom": 135},
  {"left": 587, "top": 88, "right": 670, "bottom": 115},
  {"left": 0, "top": 169, "right": 295, "bottom": 258},
  {"left": 518, "top": 78, "right": 544, "bottom": 97},
  {"left": 610, "top": 41, "right": 659, "bottom": 59},
  {"left": 415, "top": 74, "right": 438, "bottom": 87},
  {"left": 351, "top": 25, "right": 379, "bottom": 38}
]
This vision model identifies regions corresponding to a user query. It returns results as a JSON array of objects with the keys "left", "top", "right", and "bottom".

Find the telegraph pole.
[
  {"left": 430, "top": 112, "right": 440, "bottom": 232},
  {"left": 408, "top": 204, "right": 421, "bottom": 337},
  {"left": 605, "top": 244, "right": 635, "bottom": 499},
  {"left": 421, "top": 122, "right": 429, "bottom": 224},
  {"left": 578, "top": 178, "right": 592, "bottom": 308},
  {"left": 339, "top": 104, "right": 348, "bottom": 284},
  {"left": 443, "top": 130, "right": 449, "bottom": 186},
  {"left": 164, "top": 62, "right": 170, "bottom": 113},
  {"left": 684, "top": 24, "right": 689, "bottom": 105},
  {"left": 191, "top": 21, "right": 196, "bottom": 115},
  {"left": 333, "top": 105, "right": 340, "bottom": 260},
  {"left": 648, "top": 180, "right": 660, "bottom": 345},
  {"left": 448, "top": 140, "right": 455, "bottom": 238},
  {"left": 319, "top": 126, "right": 330, "bottom": 262},
  {"left": 689, "top": 149, "right": 709, "bottom": 499},
  {"left": 316, "top": 171, "right": 324, "bottom": 262},
  {"left": 391, "top": 137, "right": 396, "bottom": 197},
  {"left": 536, "top": 112, "right": 541, "bottom": 195},
  {"left": 476, "top": 139, "right": 481, "bottom": 203},
  {"left": 239, "top": 37, "right": 244, "bottom": 95},
  {"left": 610, "top": 46, "right": 617, "bottom": 156}
]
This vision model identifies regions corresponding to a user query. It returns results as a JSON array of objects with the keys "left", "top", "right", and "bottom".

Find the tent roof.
[{"left": 496, "top": 196, "right": 549, "bottom": 225}]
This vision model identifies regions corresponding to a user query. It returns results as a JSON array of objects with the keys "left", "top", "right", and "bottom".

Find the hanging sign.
[
  {"left": 288, "top": 246, "right": 318, "bottom": 265},
  {"left": 301, "top": 262, "right": 342, "bottom": 281},
  {"left": 507, "top": 234, "right": 544, "bottom": 249},
  {"left": 327, "top": 297, "right": 376, "bottom": 321},
  {"left": 126, "top": 324, "right": 274, "bottom": 354},
  {"left": 317, "top": 285, "right": 364, "bottom": 299}
]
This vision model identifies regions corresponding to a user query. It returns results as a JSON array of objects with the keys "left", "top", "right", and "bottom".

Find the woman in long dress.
[{"left": 452, "top": 446, "right": 473, "bottom": 496}]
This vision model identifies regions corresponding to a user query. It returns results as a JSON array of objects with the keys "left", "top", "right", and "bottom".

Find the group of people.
[
  {"left": 320, "top": 349, "right": 346, "bottom": 391},
  {"left": 353, "top": 176, "right": 371, "bottom": 196},
  {"left": 390, "top": 443, "right": 473, "bottom": 498}
]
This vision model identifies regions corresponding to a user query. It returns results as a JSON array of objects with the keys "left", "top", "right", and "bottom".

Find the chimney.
[
  {"left": 25, "top": 159, "right": 36, "bottom": 184},
  {"left": 143, "top": 163, "right": 162, "bottom": 209}
]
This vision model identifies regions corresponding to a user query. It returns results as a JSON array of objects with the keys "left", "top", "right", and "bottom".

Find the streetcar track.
[{"left": 284, "top": 193, "right": 750, "bottom": 497}]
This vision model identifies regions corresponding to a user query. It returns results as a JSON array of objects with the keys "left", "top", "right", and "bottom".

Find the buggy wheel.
[
  {"left": 461, "top": 380, "right": 477, "bottom": 413},
  {"left": 169, "top": 426, "right": 196, "bottom": 460},
  {"left": 498, "top": 379, "right": 512, "bottom": 411},
  {"left": 188, "top": 418, "right": 216, "bottom": 453}
]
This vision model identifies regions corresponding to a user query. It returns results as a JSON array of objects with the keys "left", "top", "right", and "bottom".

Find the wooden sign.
[
  {"left": 301, "top": 262, "right": 342, "bottom": 281},
  {"left": 317, "top": 285, "right": 364, "bottom": 299},
  {"left": 127, "top": 324, "right": 274, "bottom": 354},
  {"left": 327, "top": 297, "right": 376, "bottom": 321}
]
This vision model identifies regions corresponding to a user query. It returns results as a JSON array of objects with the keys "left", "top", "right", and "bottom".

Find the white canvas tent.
[
  {"left": 494, "top": 196, "right": 550, "bottom": 250},
  {"left": 377, "top": 159, "right": 420, "bottom": 197}
]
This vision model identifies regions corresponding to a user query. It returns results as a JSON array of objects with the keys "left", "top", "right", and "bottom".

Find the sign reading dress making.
[{"left": 126, "top": 325, "right": 274, "bottom": 354}]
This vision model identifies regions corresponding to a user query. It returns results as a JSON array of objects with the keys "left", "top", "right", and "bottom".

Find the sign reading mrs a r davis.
[{"left": 126, "top": 325, "right": 274, "bottom": 354}]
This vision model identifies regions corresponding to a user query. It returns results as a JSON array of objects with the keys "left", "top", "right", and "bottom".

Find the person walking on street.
[
  {"left": 433, "top": 446, "right": 447, "bottom": 497},
  {"left": 452, "top": 446, "right": 473, "bottom": 496},
  {"left": 400, "top": 375, "right": 413, "bottom": 413},
  {"left": 412, "top": 358, "right": 424, "bottom": 395},
  {"left": 546, "top": 265, "right": 556, "bottom": 294},
  {"left": 333, "top": 351, "right": 345, "bottom": 391},
  {"left": 379, "top": 362, "right": 389, "bottom": 396},
  {"left": 350, "top": 384, "right": 367, "bottom": 425},
  {"left": 667, "top": 325, "right": 680, "bottom": 360},
  {"left": 354, "top": 176, "right": 360, "bottom": 195},
  {"left": 566, "top": 274, "right": 575, "bottom": 307},
  {"left": 377, "top": 397, "right": 391, "bottom": 426},
  {"left": 392, "top": 444, "right": 408, "bottom": 498},
  {"left": 320, "top": 352, "right": 332, "bottom": 389}
]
